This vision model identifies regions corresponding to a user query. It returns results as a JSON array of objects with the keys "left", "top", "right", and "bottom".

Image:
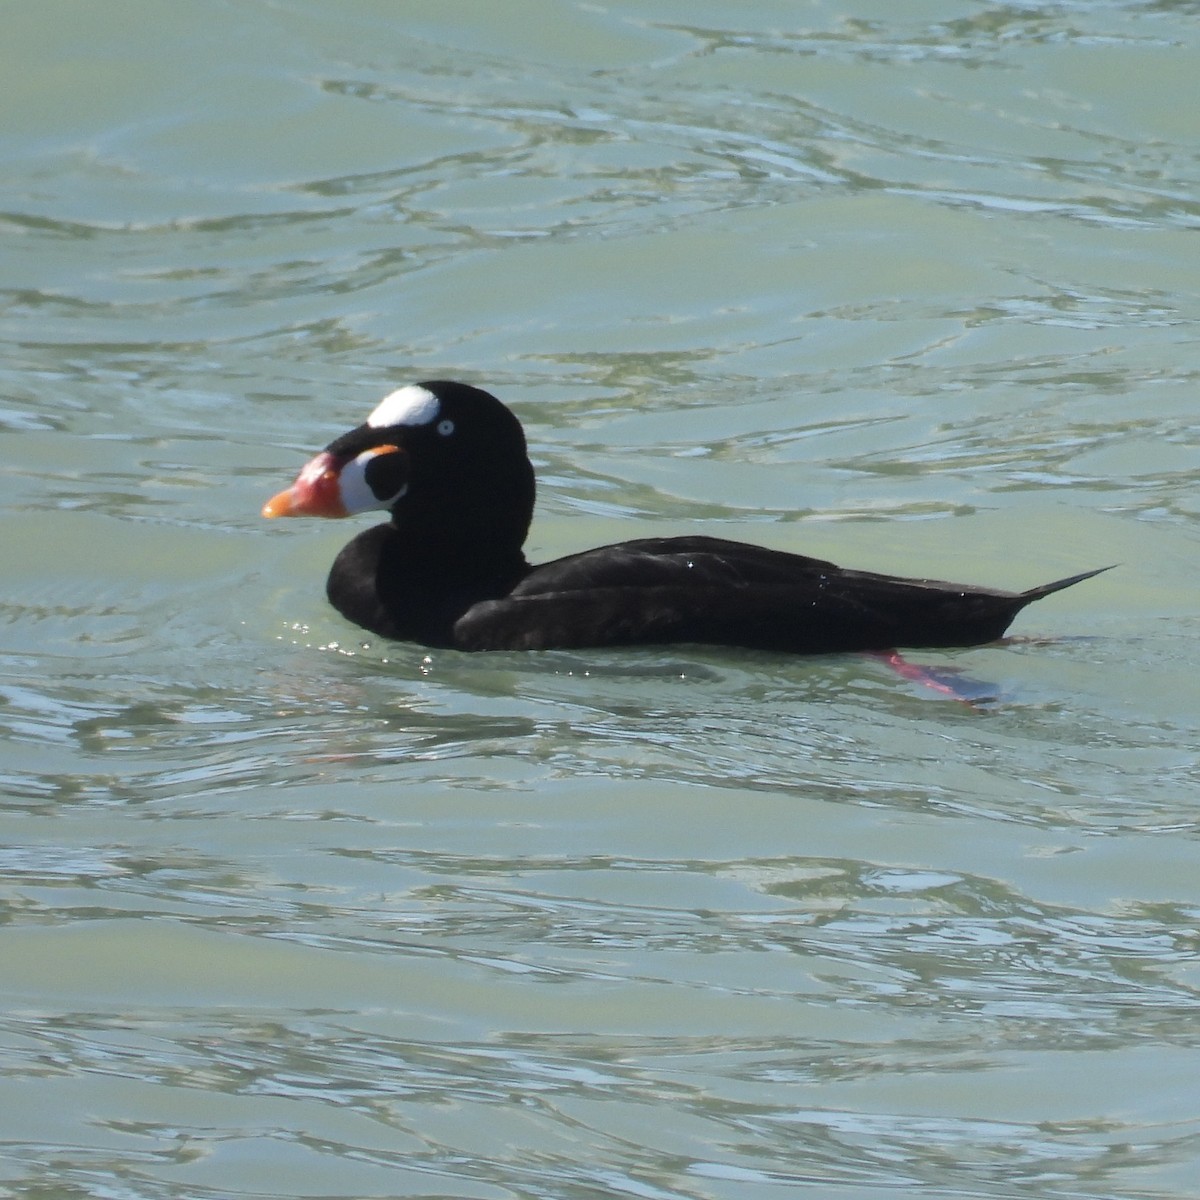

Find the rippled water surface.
[{"left": 3, "top": 2, "right": 1199, "bottom": 1198}]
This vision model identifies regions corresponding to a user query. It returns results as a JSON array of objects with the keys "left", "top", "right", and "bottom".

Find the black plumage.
[{"left": 263, "top": 381, "right": 1108, "bottom": 653}]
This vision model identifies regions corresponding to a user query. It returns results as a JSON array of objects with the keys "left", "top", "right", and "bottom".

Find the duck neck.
[{"left": 387, "top": 520, "right": 528, "bottom": 587}]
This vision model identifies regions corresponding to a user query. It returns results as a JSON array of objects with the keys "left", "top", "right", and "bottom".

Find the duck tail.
[{"left": 1021, "top": 564, "right": 1115, "bottom": 602}]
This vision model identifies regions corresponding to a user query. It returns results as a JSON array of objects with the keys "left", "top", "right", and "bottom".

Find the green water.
[{"left": 2, "top": 3, "right": 1199, "bottom": 1198}]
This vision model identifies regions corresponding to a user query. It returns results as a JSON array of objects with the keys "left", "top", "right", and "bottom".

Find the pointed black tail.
[{"left": 1021, "top": 564, "right": 1115, "bottom": 603}]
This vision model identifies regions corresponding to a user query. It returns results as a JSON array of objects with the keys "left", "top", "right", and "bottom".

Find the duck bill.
[{"left": 262, "top": 451, "right": 349, "bottom": 518}]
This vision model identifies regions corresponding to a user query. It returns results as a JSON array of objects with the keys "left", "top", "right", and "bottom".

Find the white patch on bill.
[
  {"left": 339, "top": 447, "right": 406, "bottom": 514},
  {"left": 367, "top": 384, "right": 440, "bottom": 429}
]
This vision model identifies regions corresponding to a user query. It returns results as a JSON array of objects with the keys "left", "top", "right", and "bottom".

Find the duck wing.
[
  {"left": 510, "top": 536, "right": 842, "bottom": 594},
  {"left": 452, "top": 537, "right": 1104, "bottom": 653}
]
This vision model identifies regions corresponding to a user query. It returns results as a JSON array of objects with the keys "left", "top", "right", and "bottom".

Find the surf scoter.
[{"left": 262, "top": 381, "right": 1108, "bottom": 653}]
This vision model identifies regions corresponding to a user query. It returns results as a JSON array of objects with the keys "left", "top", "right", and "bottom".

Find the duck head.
[{"left": 263, "top": 381, "right": 536, "bottom": 561}]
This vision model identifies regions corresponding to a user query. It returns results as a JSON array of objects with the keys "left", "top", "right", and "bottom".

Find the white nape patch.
[{"left": 367, "top": 385, "right": 440, "bottom": 429}]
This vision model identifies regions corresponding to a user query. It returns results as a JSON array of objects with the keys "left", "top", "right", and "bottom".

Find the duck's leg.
[{"left": 866, "top": 650, "right": 996, "bottom": 708}]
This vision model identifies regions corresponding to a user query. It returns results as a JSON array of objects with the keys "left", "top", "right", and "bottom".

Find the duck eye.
[{"left": 436, "top": 419, "right": 455, "bottom": 437}]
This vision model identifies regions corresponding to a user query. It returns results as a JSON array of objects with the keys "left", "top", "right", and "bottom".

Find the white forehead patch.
[{"left": 367, "top": 385, "right": 440, "bottom": 429}]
